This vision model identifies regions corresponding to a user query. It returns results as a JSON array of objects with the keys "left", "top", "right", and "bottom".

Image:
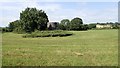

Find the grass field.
[{"left": 2, "top": 29, "right": 118, "bottom": 66}]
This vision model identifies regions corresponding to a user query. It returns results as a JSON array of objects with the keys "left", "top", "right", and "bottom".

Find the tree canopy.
[
  {"left": 59, "top": 17, "right": 84, "bottom": 30},
  {"left": 70, "top": 17, "right": 83, "bottom": 30},
  {"left": 59, "top": 19, "right": 70, "bottom": 30},
  {"left": 20, "top": 7, "right": 49, "bottom": 32},
  {"left": 9, "top": 7, "right": 49, "bottom": 33}
]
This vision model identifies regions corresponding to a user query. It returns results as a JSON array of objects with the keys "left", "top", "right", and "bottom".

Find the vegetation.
[
  {"left": 2, "top": 7, "right": 119, "bottom": 34},
  {"left": 59, "top": 17, "right": 88, "bottom": 31},
  {"left": 58, "top": 19, "right": 70, "bottom": 30},
  {"left": 70, "top": 17, "right": 83, "bottom": 30},
  {"left": 89, "top": 22, "right": 120, "bottom": 29},
  {"left": 111, "top": 22, "right": 120, "bottom": 29},
  {"left": 1, "top": 6, "right": 118, "bottom": 66},
  {"left": 8, "top": 7, "right": 49, "bottom": 33},
  {"left": 9, "top": 20, "right": 20, "bottom": 32},
  {"left": 1, "top": 27, "right": 12, "bottom": 33},
  {"left": 87, "top": 23, "right": 96, "bottom": 29},
  {"left": 5, "top": 7, "right": 88, "bottom": 34},
  {"left": 2, "top": 29, "right": 118, "bottom": 66},
  {"left": 23, "top": 30, "right": 73, "bottom": 38}
]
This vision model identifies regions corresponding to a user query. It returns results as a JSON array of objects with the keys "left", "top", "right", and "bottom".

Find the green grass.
[{"left": 2, "top": 29, "right": 118, "bottom": 66}]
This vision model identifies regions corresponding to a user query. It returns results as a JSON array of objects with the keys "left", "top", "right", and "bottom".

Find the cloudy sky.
[{"left": 0, "top": 0, "right": 119, "bottom": 27}]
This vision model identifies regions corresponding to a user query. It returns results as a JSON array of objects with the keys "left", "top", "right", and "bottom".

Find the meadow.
[{"left": 2, "top": 29, "right": 118, "bottom": 66}]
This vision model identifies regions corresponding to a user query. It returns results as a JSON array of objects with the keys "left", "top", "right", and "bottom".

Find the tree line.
[
  {"left": 1, "top": 7, "right": 120, "bottom": 33},
  {"left": 58, "top": 18, "right": 88, "bottom": 30},
  {"left": 1, "top": 7, "right": 86, "bottom": 33}
]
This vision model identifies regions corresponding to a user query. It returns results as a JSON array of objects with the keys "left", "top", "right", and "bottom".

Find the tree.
[
  {"left": 20, "top": 7, "right": 49, "bottom": 32},
  {"left": 9, "top": 20, "right": 20, "bottom": 31},
  {"left": 112, "top": 22, "right": 120, "bottom": 29},
  {"left": 59, "top": 19, "right": 70, "bottom": 30},
  {"left": 88, "top": 23, "right": 96, "bottom": 29},
  {"left": 70, "top": 17, "right": 83, "bottom": 30},
  {"left": 82, "top": 24, "right": 89, "bottom": 30}
]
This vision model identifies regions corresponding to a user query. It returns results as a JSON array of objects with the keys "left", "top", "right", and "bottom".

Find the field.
[{"left": 2, "top": 29, "right": 118, "bottom": 66}]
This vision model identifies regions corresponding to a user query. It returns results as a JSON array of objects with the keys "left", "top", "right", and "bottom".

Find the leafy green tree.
[
  {"left": 9, "top": 20, "right": 20, "bottom": 31},
  {"left": 70, "top": 17, "right": 83, "bottom": 30},
  {"left": 88, "top": 23, "right": 96, "bottom": 29},
  {"left": 2, "top": 27, "right": 12, "bottom": 32},
  {"left": 59, "top": 19, "right": 70, "bottom": 30},
  {"left": 20, "top": 7, "right": 49, "bottom": 32},
  {"left": 82, "top": 24, "right": 89, "bottom": 30}
]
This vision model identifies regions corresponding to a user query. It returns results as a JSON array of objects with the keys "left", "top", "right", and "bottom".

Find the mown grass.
[{"left": 2, "top": 29, "right": 118, "bottom": 66}]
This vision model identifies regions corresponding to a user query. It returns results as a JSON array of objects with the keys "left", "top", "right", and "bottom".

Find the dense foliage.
[
  {"left": 70, "top": 17, "right": 83, "bottom": 30},
  {"left": 1, "top": 27, "right": 12, "bottom": 33},
  {"left": 20, "top": 8, "right": 49, "bottom": 32},
  {"left": 111, "top": 22, "right": 120, "bottom": 29},
  {"left": 58, "top": 19, "right": 70, "bottom": 30},
  {"left": 87, "top": 23, "right": 96, "bottom": 29},
  {"left": 8, "top": 7, "right": 49, "bottom": 33},
  {"left": 23, "top": 30, "right": 73, "bottom": 38},
  {"left": 59, "top": 17, "right": 88, "bottom": 30}
]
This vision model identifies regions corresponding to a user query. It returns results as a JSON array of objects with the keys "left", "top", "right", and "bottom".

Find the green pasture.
[{"left": 2, "top": 29, "right": 118, "bottom": 66}]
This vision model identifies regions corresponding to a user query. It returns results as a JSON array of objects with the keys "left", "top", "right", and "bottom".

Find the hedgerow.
[{"left": 23, "top": 30, "right": 73, "bottom": 38}]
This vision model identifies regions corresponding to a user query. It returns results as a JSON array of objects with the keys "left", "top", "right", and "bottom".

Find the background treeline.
[
  {"left": 58, "top": 21, "right": 120, "bottom": 30},
  {"left": 1, "top": 7, "right": 86, "bottom": 33},
  {"left": 58, "top": 18, "right": 88, "bottom": 31},
  {"left": 1, "top": 7, "right": 120, "bottom": 33},
  {"left": 2, "top": 22, "right": 119, "bottom": 33},
  {"left": 88, "top": 22, "right": 120, "bottom": 29}
]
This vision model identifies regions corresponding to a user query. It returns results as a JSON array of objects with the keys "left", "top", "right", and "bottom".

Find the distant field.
[{"left": 2, "top": 29, "right": 118, "bottom": 66}]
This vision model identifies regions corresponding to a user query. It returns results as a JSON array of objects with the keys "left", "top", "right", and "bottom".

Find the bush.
[
  {"left": 13, "top": 27, "right": 26, "bottom": 34},
  {"left": 2, "top": 27, "right": 12, "bottom": 33},
  {"left": 23, "top": 30, "right": 73, "bottom": 38}
]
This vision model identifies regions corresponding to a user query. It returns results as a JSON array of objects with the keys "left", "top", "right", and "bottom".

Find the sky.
[{"left": 0, "top": 0, "right": 119, "bottom": 27}]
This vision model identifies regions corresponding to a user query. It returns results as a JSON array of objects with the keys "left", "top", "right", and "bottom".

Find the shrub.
[
  {"left": 13, "top": 27, "right": 26, "bottom": 34},
  {"left": 2, "top": 27, "right": 12, "bottom": 33},
  {"left": 23, "top": 30, "right": 73, "bottom": 38}
]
